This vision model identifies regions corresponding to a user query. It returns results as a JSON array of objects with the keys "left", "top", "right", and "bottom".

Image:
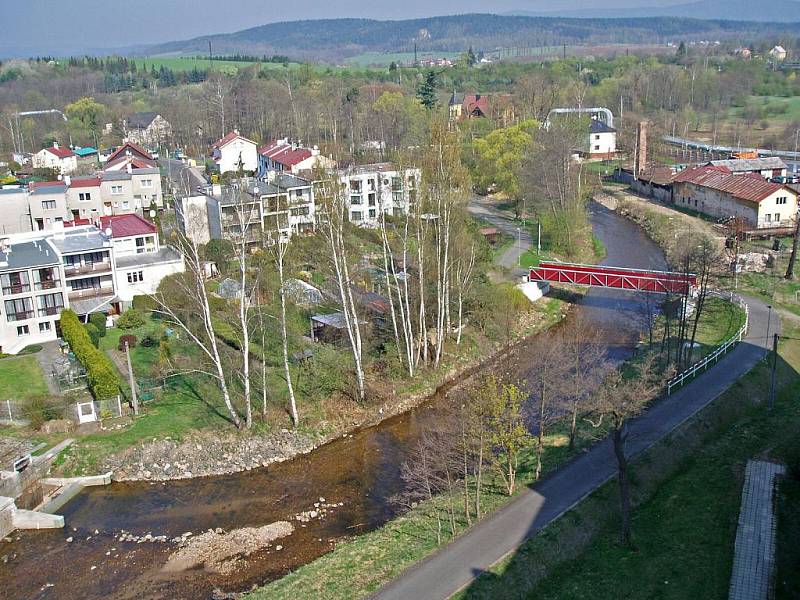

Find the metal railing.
[{"left": 666, "top": 293, "right": 749, "bottom": 395}]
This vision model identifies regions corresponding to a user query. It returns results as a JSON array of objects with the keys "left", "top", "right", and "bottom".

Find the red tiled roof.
[
  {"left": 674, "top": 165, "right": 792, "bottom": 204},
  {"left": 64, "top": 213, "right": 157, "bottom": 238},
  {"left": 28, "top": 180, "right": 63, "bottom": 190},
  {"left": 258, "top": 141, "right": 312, "bottom": 167},
  {"left": 69, "top": 177, "right": 101, "bottom": 188},
  {"left": 106, "top": 142, "right": 154, "bottom": 165},
  {"left": 103, "top": 155, "right": 154, "bottom": 171},
  {"left": 463, "top": 94, "right": 489, "bottom": 117},
  {"left": 43, "top": 145, "right": 76, "bottom": 159},
  {"left": 212, "top": 131, "right": 255, "bottom": 150}
]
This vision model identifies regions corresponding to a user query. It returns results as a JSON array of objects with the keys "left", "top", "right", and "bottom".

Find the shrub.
[
  {"left": 132, "top": 295, "right": 158, "bottom": 312},
  {"left": 117, "top": 309, "right": 145, "bottom": 330},
  {"left": 85, "top": 323, "right": 102, "bottom": 347},
  {"left": 26, "top": 395, "right": 62, "bottom": 430},
  {"left": 118, "top": 335, "right": 137, "bottom": 351},
  {"left": 140, "top": 332, "right": 160, "bottom": 347},
  {"left": 88, "top": 312, "right": 107, "bottom": 337},
  {"left": 60, "top": 309, "right": 121, "bottom": 400}
]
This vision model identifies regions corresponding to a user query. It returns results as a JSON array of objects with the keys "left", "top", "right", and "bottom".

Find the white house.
[
  {"left": 673, "top": 165, "right": 799, "bottom": 229},
  {"left": 211, "top": 130, "right": 258, "bottom": 174},
  {"left": 705, "top": 157, "right": 788, "bottom": 180},
  {"left": 586, "top": 120, "right": 616, "bottom": 159},
  {"left": 32, "top": 143, "right": 78, "bottom": 174},
  {"left": 258, "top": 139, "right": 336, "bottom": 175}
]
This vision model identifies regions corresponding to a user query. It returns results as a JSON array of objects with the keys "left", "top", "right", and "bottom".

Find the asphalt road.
[
  {"left": 371, "top": 294, "right": 776, "bottom": 600},
  {"left": 467, "top": 195, "right": 532, "bottom": 273}
]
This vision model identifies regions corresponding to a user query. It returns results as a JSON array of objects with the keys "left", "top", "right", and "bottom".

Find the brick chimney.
[{"left": 635, "top": 121, "right": 648, "bottom": 177}]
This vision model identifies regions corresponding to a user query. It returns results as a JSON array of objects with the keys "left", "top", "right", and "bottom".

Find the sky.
[{"left": 2, "top": 0, "right": 691, "bottom": 56}]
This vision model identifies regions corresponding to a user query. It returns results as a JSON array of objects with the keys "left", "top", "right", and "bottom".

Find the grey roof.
[
  {"left": 30, "top": 184, "right": 67, "bottom": 195},
  {"left": 708, "top": 157, "right": 788, "bottom": 172},
  {"left": 125, "top": 112, "right": 159, "bottom": 129},
  {"left": 70, "top": 293, "right": 116, "bottom": 316},
  {"left": 311, "top": 312, "right": 348, "bottom": 329},
  {"left": 48, "top": 227, "right": 110, "bottom": 254},
  {"left": 115, "top": 246, "right": 182, "bottom": 269},
  {"left": 273, "top": 173, "right": 311, "bottom": 189},
  {"left": 0, "top": 240, "right": 59, "bottom": 271},
  {"left": 340, "top": 162, "right": 398, "bottom": 175},
  {"left": 589, "top": 120, "right": 616, "bottom": 134}
]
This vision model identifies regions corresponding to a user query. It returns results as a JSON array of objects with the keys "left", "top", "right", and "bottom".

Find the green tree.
[
  {"left": 417, "top": 70, "right": 439, "bottom": 110},
  {"left": 472, "top": 120, "right": 538, "bottom": 210},
  {"left": 65, "top": 96, "right": 105, "bottom": 147}
]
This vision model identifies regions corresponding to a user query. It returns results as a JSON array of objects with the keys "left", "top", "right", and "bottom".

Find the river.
[{"left": 0, "top": 203, "right": 666, "bottom": 600}]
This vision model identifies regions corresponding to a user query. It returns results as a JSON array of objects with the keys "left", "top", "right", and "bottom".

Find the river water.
[{"left": 0, "top": 203, "right": 666, "bottom": 600}]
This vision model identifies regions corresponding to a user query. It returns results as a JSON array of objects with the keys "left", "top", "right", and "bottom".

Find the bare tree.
[{"left": 587, "top": 355, "right": 668, "bottom": 545}]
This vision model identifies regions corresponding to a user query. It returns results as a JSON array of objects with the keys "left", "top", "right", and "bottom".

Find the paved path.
[
  {"left": 467, "top": 195, "right": 532, "bottom": 273},
  {"left": 371, "top": 294, "right": 777, "bottom": 600},
  {"left": 729, "top": 460, "right": 786, "bottom": 600}
]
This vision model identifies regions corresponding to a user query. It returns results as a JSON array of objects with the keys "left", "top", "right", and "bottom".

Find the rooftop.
[
  {"left": 115, "top": 246, "right": 181, "bottom": 269},
  {"left": 707, "top": 157, "right": 788, "bottom": 172},
  {"left": 590, "top": 119, "right": 616, "bottom": 134},
  {"left": 42, "top": 145, "right": 76, "bottom": 159},
  {"left": 47, "top": 226, "right": 110, "bottom": 254},
  {"left": 65, "top": 214, "right": 157, "bottom": 239},
  {"left": 125, "top": 112, "right": 159, "bottom": 129},
  {"left": 73, "top": 147, "right": 98, "bottom": 158},
  {"left": 0, "top": 239, "right": 59, "bottom": 271},
  {"left": 674, "top": 165, "right": 792, "bottom": 203}
]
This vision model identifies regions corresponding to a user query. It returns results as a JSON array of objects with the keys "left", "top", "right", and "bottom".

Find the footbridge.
[{"left": 529, "top": 262, "right": 696, "bottom": 294}]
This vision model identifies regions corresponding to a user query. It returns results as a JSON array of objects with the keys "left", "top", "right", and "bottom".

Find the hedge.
[
  {"left": 60, "top": 309, "right": 121, "bottom": 400},
  {"left": 88, "top": 312, "right": 107, "bottom": 337}
]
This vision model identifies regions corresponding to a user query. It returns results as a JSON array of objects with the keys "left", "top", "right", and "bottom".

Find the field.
[{"left": 133, "top": 56, "right": 295, "bottom": 74}]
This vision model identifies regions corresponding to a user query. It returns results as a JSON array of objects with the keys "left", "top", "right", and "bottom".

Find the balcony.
[
  {"left": 68, "top": 288, "right": 114, "bottom": 302},
  {"left": 2, "top": 284, "right": 31, "bottom": 296},
  {"left": 38, "top": 306, "right": 61, "bottom": 317},
  {"left": 34, "top": 280, "right": 60, "bottom": 291},
  {"left": 63, "top": 262, "right": 112, "bottom": 277},
  {"left": 6, "top": 310, "right": 34, "bottom": 322}
]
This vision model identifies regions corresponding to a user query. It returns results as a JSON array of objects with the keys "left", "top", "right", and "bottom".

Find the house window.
[
  {"left": 368, "top": 193, "right": 376, "bottom": 207},
  {"left": 765, "top": 214, "right": 772, "bottom": 223},
  {"left": 122, "top": 200, "right": 130, "bottom": 210},
  {"left": 351, "top": 211, "right": 363, "bottom": 222},
  {"left": 1, "top": 271, "right": 30, "bottom": 295},
  {"left": 775, "top": 213, "right": 781, "bottom": 221},
  {"left": 17, "top": 325, "right": 29, "bottom": 336},
  {"left": 39, "top": 322, "right": 51, "bottom": 333},
  {"left": 79, "top": 192, "right": 92, "bottom": 202},
  {"left": 594, "top": 145, "right": 600, "bottom": 151},
  {"left": 595, "top": 134, "right": 601, "bottom": 140},
  {"left": 5, "top": 298, "right": 33, "bottom": 322},
  {"left": 111, "top": 185, "right": 123, "bottom": 195},
  {"left": 127, "top": 271, "right": 145, "bottom": 284},
  {"left": 42, "top": 200, "right": 56, "bottom": 210},
  {"left": 141, "top": 179, "right": 153, "bottom": 188},
  {"left": 776, "top": 196, "right": 787, "bottom": 205},
  {"left": 37, "top": 293, "right": 64, "bottom": 316},
  {"left": 369, "top": 209, "right": 377, "bottom": 218}
]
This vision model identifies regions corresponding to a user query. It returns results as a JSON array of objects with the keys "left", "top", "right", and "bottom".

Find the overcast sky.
[{"left": 3, "top": 0, "right": 689, "bottom": 55}]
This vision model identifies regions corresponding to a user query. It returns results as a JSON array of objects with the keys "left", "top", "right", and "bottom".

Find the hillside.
[
  {"left": 511, "top": 0, "right": 800, "bottom": 23},
  {"left": 144, "top": 13, "right": 800, "bottom": 61}
]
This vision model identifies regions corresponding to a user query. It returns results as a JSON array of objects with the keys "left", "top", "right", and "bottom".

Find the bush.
[
  {"left": 26, "top": 395, "right": 62, "bottom": 430},
  {"left": 298, "top": 344, "right": 353, "bottom": 401},
  {"left": 60, "top": 309, "right": 121, "bottom": 400},
  {"left": 85, "top": 323, "right": 102, "bottom": 347},
  {"left": 140, "top": 333, "right": 159, "bottom": 347},
  {"left": 88, "top": 312, "right": 107, "bottom": 337},
  {"left": 132, "top": 295, "right": 158, "bottom": 312},
  {"left": 117, "top": 309, "right": 145, "bottom": 330},
  {"left": 118, "top": 335, "right": 137, "bottom": 351}
]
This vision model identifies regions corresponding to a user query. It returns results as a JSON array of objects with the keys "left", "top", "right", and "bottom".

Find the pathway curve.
[
  {"left": 467, "top": 195, "right": 532, "bottom": 272},
  {"left": 371, "top": 294, "right": 777, "bottom": 600}
]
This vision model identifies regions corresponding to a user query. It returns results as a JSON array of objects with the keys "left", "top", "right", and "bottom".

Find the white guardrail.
[{"left": 666, "top": 292, "right": 749, "bottom": 395}]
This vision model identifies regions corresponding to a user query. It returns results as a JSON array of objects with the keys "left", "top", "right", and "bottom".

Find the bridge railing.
[{"left": 666, "top": 292, "right": 749, "bottom": 395}]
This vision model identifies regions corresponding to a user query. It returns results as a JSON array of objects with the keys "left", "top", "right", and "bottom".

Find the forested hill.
[
  {"left": 144, "top": 14, "right": 800, "bottom": 61},
  {"left": 511, "top": 0, "right": 800, "bottom": 23}
]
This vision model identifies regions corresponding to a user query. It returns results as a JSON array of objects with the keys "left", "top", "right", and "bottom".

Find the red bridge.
[{"left": 529, "top": 262, "right": 696, "bottom": 294}]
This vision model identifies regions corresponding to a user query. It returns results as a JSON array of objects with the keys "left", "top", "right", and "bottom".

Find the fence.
[
  {"left": 666, "top": 293, "right": 749, "bottom": 395},
  {"left": 0, "top": 395, "right": 131, "bottom": 426}
]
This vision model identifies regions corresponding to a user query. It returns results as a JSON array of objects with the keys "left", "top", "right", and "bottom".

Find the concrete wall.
[
  {"left": 218, "top": 139, "right": 258, "bottom": 174},
  {"left": 0, "top": 190, "right": 33, "bottom": 235}
]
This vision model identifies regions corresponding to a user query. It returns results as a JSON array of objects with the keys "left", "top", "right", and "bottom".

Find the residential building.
[
  {"left": 211, "top": 130, "right": 258, "bottom": 174},
  {"left": 122, "top": 112, "right": 173, "bottom": 147},
  {"left": 73, "top": 146, "right": 99, "bottom": 167},
  {"left": 0, "top": 188, "right": 33, "bottom": 235},
  {"left": 337, "top": 163, "right": 421, "bottom": 227},
  {"left": 0, "top": 217, "right": 184, "bottom": 353},
  {"left": 769, "top": 45, "right": 787, "bottom": 61},
  {"left": 586, "top": 119, "right": 617, "bottom": 159},
  {"left": 103, "top": 142, "right": 157, "bottom": 171},
  {"left": 704, "top": 157, "right": 787, "bottom": 180},
  {"left": 672, "top": 165, "right": 799, "bottom": 229},
  {"left": 29, "top": 182, "right": 70, "bottom": 231},
  {"left": 32, "top": 143, "right": 77, "bottom": 174},
  {"left": 449, "top": 92, "right": 515, "bottom": 126},
  {"left": 258, "top": 139, "right": 336, "bottom": 175},
  {"left": 0, "top": 236, "right": 65, "bottom": 354},
  {"left": 100, "top": 168, "right": 164, "bottom": 213}
]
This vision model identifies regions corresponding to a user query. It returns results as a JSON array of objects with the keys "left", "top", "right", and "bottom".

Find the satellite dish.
[
  {"left": 149, "top": 209, "right": 156, "bottom": 218},
  {"left": 105, "top": 227, "right": 113, "bottom": 237}
]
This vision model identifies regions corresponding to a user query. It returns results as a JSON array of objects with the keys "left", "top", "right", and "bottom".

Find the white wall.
[
  {"left": 115, "top": 259, "right": 184, "bottom": 302},
  {"left": 589, "top": 131, "right": 616, "bottom": 155},
  {"left": 218, "top": 139, "right": 258, "bottom": 174}
]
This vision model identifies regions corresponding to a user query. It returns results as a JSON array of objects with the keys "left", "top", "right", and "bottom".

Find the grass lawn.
[
  {"left": 0, "top": 356, "right": 49, "bottom": 401},
  {"left": 458, "top": 325, "right": 800, "bottom": 600}
]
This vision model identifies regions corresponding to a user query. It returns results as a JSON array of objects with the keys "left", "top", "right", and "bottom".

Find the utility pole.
[
  {"left": 769, "top": 333, "right": 779, "bottom": 412},
  {"left": 517, "top": 227, "right": 521, "bottom": 267},
  {"left": 537, "top": 220, "right": 542, "bottom": 254},
  {"left": 125, "top": 341, "right": 139, "bottom": 415}
]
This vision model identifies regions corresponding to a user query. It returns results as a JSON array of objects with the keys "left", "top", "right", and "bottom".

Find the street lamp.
[{"left": 765, "top": 304, "right": 772, "bottom": 351}]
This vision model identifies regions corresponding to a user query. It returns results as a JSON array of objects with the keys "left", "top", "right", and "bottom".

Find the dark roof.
[
  {"left": 125, "top": 112, "right": 159, "bottom": 129},
  {"left": 115, "top": 246, "right": 181, "bottom": 269},
  {"left": 0, "top": 240, "right": 59, "bottom": 271},
  {"left": 589, "top": 120, "right": 616, "bottom": 134},
  {"left": 105, "top": 142, "right": 154, "bottom": 165}
]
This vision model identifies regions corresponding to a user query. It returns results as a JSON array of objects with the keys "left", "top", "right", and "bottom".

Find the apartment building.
[
  {"left": 338, "top": 164, "right": 421, "bottom": 227},
  {"left": 0, "top": 219, "right": 184, "bottom": 353}
]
